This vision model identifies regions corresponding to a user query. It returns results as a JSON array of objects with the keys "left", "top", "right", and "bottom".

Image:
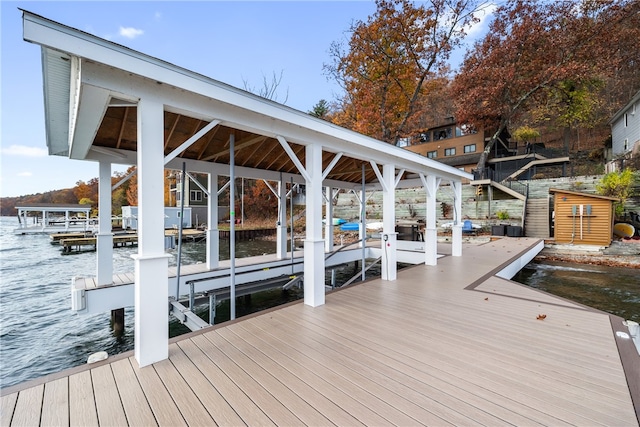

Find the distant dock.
[{"left": 51, "top": 228, "right": 276, "bottom": 254}]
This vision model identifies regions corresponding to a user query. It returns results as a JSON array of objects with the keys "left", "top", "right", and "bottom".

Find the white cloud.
[
  {"left": 1, "top": 145, "right": 47, "bottom": 157},
  {"left": 466, "top": 2, "right": 498, "bottom": 38},
  {"left": 119, "top": 26, "right": 144, "bottom": 39},
  {"left": 17, "top": 171, "right": 33, "bottom": 177},
  {"left": 154, "top": 11, "right": 162, "bottom": 21}
]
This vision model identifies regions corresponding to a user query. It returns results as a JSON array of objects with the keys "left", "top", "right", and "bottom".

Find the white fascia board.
[
  {"left": 24, "top": 11, "right": 471, "bottom": 184},
  {"left": 70, "top": 83, "right": 111, "bottom": 160}
]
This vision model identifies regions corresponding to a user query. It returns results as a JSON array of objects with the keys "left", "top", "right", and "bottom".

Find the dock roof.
[{"left": 21, "top": 9, "right": 472, "bottom": 190}]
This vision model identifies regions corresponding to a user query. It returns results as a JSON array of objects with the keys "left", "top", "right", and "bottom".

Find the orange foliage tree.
[
  {"left": 325, "top": 0, "right": 481, "bottom": 143},
  {"left": 452, "top": 0, "right": 640, "bottom": 177}
]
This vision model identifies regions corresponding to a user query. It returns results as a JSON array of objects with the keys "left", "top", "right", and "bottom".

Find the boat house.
[{"left": 21, "top": 10, "right": 473, "bottom": 367}]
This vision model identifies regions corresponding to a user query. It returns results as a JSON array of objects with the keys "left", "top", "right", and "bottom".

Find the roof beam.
[
  {"left": 164, "top": 119, "right": 220, "bottom": 165},
  {"left": 276, "top": 136, "right": 310, "bottom": 182}
]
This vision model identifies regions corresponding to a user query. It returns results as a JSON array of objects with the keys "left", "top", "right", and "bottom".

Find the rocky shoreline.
[{"left": 536, "top": 240, "right": 640, "bottom": 269}]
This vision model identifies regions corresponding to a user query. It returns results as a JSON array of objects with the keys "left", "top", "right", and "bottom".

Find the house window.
[
  {"left": 624, "top": 138, "right": 629, "bottom": 151},
  {"left": 444, "top": 148, "right": 456, "bottom": 156},
  {"left": 190, "top": 190, "right": 202, "bottom": 202},
  {"left": 427, "top": 150, "right": 437, "bottom": 159},
  {"left": 435, "top": 128, "right": 452, "bottom": 140},
  {"left": 625, "top": 113, "right": 628, "bottom": 127},
  {"left": 464, "top": 144, "right": 476, "bottom": 153},
  {"left": 419, "top": 132, "right": 431, "bottom": 143}
]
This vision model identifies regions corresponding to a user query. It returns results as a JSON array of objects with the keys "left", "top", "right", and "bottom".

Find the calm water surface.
[
  {"left": 513, "top": 260, "right": 639, "bottom": 322},
  {"left": 1, "top": 215, "right": 637, "bottom": 389}
]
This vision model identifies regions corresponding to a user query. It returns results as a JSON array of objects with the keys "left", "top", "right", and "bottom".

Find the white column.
[
  {"left": 304, "top": 143, "right": 325, "bottom": 307},
  {"left": 381, "top": 164, "right": 397, "bottom": 281},
  {"left": 324, "top": 186, "right": 334, "bottom": 252},
  {"left": 132, "top": 97, "right": 170, "bottom": 367},
  {"left": 424, "top": 174, "right": 438, "bottom": 266},
  {"left": 96, "top": 161, "right": 113, "bottom": 285},
  {"left": 276, "top": 180, "right": 288, "bottom": 259},
  {"left": 452, "top": 181, "right": 463, "bottom": 257},
  {"left": 206, "top": 171, "right": 219, "bottom": 269}
]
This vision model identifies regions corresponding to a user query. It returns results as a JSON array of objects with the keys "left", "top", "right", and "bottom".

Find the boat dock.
[{"left": 2, "top": 237, "right": 638, "bottom": 425}]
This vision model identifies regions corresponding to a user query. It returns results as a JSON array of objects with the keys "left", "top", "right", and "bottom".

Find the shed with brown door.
[{"left": 549, "top": 188, "right": 618, "bottom": 246}]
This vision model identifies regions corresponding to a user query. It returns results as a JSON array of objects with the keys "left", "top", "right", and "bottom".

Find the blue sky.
[{"left": 1, "top": 1, "right": 494, "bottom": 198}]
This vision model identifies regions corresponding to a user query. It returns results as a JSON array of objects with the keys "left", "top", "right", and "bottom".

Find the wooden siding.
[
  {"left": 553, "top": 193, "right": 614, "bottom": 246},
  {"left": 2, "top": 238, "right": 638, "bottom": 426}
]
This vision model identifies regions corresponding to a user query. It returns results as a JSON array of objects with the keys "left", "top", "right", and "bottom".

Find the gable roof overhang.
[
  {"left": 609, "top": 89, "right": 640, "bottom": 126},
  {"left": 22, "top": 10, "right": 472, "bottom": 191}
]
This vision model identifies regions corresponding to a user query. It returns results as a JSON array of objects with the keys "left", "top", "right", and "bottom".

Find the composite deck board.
[
  {"left": 151, "top": 357, "right": 216, "bottom": 426},
  {"left": 166, "top": 343, "right": 246, "bottom": 426},
  {"left": 40, "top": 377, "right": 68, "bottom": 426},
  {"left": 3, "top": 238, "right": 638, "bottom": 426},
  {"left": 10, "top": 384, "right": 42, "bottom": 427},
  {"left": 110, "top": 359, "right": 157, "bottom": 426},
  {"left": 131, "top": 358, "right": 186, "bottom": 426},
  {"left": 69, "top": 371, "right": 98, "bottom": 427},
  {"left": 235, "top": 318, "right": 491, "bottom": 426},
  {"left": 188, "top": 333, "right": 304, "bottom": 426},
  {"left": 0, "top": 393, "right": 18, "bottom": 427},
  {"left": 216, "top": 327, "right": 362, "bottom": 426},
  {"left": 175, "top": 339, "right": 276, "bottom": 426},
  {"left": 202, "top": 330, "right": 334, "bottom": 426},
  {"left": 91, "top": 364, "right": 128, "bottom": 426}
]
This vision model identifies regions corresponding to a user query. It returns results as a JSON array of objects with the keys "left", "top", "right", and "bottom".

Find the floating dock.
[{"left": 2, "top": 237, "right": 638, "bottom": 425}]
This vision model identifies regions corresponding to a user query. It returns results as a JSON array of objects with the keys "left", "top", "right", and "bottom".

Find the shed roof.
[
  {"left": 21, "top": 10, "right": 472, "bottom": 190},
  {"left": 549, "top": 188, "right": 619, "bottom": 202}
]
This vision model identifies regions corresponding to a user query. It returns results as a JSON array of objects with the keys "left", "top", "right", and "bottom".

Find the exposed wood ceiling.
[{"left": 93, "top": 107, "right": 396, "bottom": 185}]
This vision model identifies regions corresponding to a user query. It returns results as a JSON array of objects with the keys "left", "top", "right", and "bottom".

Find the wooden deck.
[{"left": 2, "top": 237, "right": 638, "bottom": 426}]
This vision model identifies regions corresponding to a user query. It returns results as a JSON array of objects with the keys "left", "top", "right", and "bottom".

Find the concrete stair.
[{"left": 525, "top": 198, "right": 550, "bottom": 238}]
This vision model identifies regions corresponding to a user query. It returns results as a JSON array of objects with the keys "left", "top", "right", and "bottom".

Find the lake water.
[{"left": 1, "top": 215, "right": 637, "bottom": 389}]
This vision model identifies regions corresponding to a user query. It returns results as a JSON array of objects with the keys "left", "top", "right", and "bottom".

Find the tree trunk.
[{"left": 476, "top": 122, "right": 507, "bottom": 179}]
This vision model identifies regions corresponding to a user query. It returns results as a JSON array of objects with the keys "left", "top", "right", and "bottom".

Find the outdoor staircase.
[{"left": 525, "top": 198, "right": 550, "bottom": 238}]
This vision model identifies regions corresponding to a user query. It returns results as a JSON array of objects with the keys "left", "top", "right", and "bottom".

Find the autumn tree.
[
  {"left": 452, "top": 0, "right": 640, "bottom": 177},
  {"left": 325, "top": 0, "right": 481, "bottom": 143}
]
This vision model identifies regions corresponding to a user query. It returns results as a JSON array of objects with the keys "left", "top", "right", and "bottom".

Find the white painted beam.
[{"left": 164, "top": 119, "right": 220, "bottom": 165}]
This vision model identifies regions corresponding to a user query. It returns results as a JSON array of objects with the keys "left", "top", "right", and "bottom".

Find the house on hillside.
[
  {"left": 608, "top": 89, "right": 640, "bottom": 171},
  {"left": 400, "top": 117, "right": 569, "bottom": 182}
]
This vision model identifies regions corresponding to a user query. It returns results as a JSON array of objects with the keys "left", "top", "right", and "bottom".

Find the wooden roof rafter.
[
  {"left": 115, "top": 107, "right": 130, "bottom": 149},
  {"left": 164, "top": 113, "right": 181, "bottom": 151}
]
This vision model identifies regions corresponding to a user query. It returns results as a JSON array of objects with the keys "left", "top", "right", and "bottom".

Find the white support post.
[
  {"left": 324, "top": 186, "right": 334, "bottom": 252},
  {"left": 96, "top": 161, "right": 113, "bottom": 285},
  {"left": 276, "top": 179, "right": 287, "bottom": 259},
  {"left": 381, "top": 164, "right": 397, "bottom": 281},
  {"left": 304, "top": 143, "right": 325, "bottom": 307},
  {"left": 131, "top": 97, "right": 170, "bottom": 367},
  {"left": 452, "top": 181, "right": 463, "bottom": 257},
  {"left": 422, "top": 174, "right": 439, "bottom": 266},
  {"left": 206, "top": 170, "right": 219, "bottom": 269}
]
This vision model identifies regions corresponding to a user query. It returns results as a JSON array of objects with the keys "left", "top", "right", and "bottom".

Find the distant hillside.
[{"left": 1, "top": 188, "right": 77, "bottom": 217}]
